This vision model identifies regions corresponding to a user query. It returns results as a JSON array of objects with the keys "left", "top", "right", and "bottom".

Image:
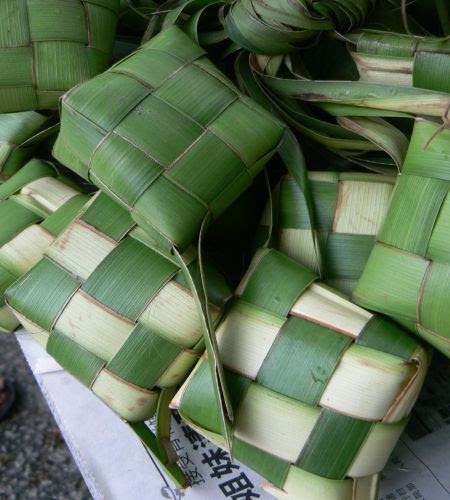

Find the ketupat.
[
  {"left": 0, "top": 159, "right": 87, "bottom": 332},
  {"left": 0, "top": 1, "right": 447, "bottom": 494},
  {"left": 0, "top": 0, "right": 120, "bottom": 112},
  {"left": 53, "top": 25, "right": 285, "bottom": 251},
  {"left": 354, "top": 118, "right": 450, "bottom": 358},
  {"left": 173, "top": 248, "right": 429, "bottom": 499},
  {"left": 5, "top": 191, "right": 231, "bottom": 484},
  {"left": 258, "top": 172, "right": 395, "bottom": 294}
]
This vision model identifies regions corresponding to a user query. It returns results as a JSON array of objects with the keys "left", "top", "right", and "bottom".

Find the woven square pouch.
[
  {"left": 354, "top": 118, "right": 450, "bottom": 357},
  {"left": 5, "top": 190, "right": 231, "bottom": 485},
  {"left": 258, "top": 172, "right": 395, "bottom": 294},
  {"left": 6, "top": 191, "right": 231, "bottom": 422},
  {"left": 173, "top": 248, "right": 429, "bottom": 499},
  {"left": 0, "top": 0, "right": 119, "bottom": 112},
  {"left": 0, "top": 159, "right": 87, "bottom": 332},
  {"left": 53, "top": 25, "right": 286, "bottom": 250}
]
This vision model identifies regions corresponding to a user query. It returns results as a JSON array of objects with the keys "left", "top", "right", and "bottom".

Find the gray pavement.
[{"left": 0, "top": 334, "right": 91, "bottom": 500}]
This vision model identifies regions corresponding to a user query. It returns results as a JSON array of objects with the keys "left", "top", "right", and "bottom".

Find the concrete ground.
[{"left": 0, "top": 334, "right": 90, "bottom": 500}]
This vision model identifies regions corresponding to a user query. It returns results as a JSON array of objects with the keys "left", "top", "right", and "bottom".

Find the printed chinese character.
[
  {"left": 413, "top": 491, "right": 423, "bottom": 499},
  {"left": 146, "top": 416, "right": 157, "bottom": 432},
  {"left": 210, "top": 461, "right": 240, "bottom": 479},
  {"left": 219, "top": 473, "right": 256, "bottom": 497},
  {"left": 396, "top": 488, "right": 406, "bottom": 495},
  {"left": 406, "top": 484, "right": 416, "bottom": 492},
  {"left": 178, "top": 452, "right": 195, "bottom": 469},
  {"left": 202, "top": 448, "right": 230, "bottom": 467},
  {"left": 181, "top": 425, "right": 207, "bottom": 450},
  {"left": 185, "top": 466, "right": 205, "bottom": 486},
  {"left": 231, "top": 490, "right": 261, "bottom": 500},
  {"left": 171, "top": 438, "right": 184, "bottom": 453}
]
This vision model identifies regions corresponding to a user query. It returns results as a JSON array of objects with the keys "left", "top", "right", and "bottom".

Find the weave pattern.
[
  {"left": 6, "top": 192, "right": 230, "bottom": 422},
  {"left": 175, "top": 249, "right": 428, "bottom": 498},
  {"left": 0, "top": 0, "right": 119, "bottom": 112},
  {"left": 53, "top": 25, "right": 285, "bottom": 250},
  {"left": 0, "top": 111, "right": 49, "bottom": 180},
  {"left": 351, "top": 32, "right": 450, "bottom": 93},
  {"left": 259, "top": 172, "right": 395, "bottom": 294},
  {"left": 0, "top": 159, "right": 87, "bottom": 332},
  {"left": 354, "top": 119, "right": 450, "bottom": 358}
]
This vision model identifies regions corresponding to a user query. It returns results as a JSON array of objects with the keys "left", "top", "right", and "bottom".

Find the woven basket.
[
  {"left": 53, "top": 25, "right": 285, "bottom": 250},
  {"left": 224, "top": 0, "right": 375, "bottom": 54},
  {"left": 173, "top": 248, "right": 428, "bottom": 499},
  {"left": 0, "top": 111, "right": 51, "bottom": 181},
  {"left": 354, "top": 118, "right": 450, "bottom": 358},
  {"left": 0, "top": 159, "right": 87, "bottom": 332},
  {"left": 258, "top": 172, "right": 395, "bottom": 294},
  {"left": 0, "top": 0, "right": 119, "bottom": 113},
  {"left": 349, "top": 32, "right": 450, "bottom": 93},
  {"left": 6, "top": 191, "right": 231, "bottom": 422}
]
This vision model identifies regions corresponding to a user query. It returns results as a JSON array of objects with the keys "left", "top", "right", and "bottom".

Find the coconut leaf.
[
  {"left": 0, "top": 0, "right": 120, "bottom": 112},
  {"left": 354, "top": 118, "right": 450, "bottom": 358},
  {"left": 174, "top": 249, "right": 429, "bottom": 498}
]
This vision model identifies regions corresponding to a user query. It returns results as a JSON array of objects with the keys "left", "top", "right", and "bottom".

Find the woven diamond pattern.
[
  {"left": 6, "top": 192, "right": 230, "bottom": 421},
  {"left": 0, "top": 159, "right": 86, "bottom": 332},
  {"left": 53, "top": 26, "right": 285, "bottom": 250},
  {"left": 354, "top": 118, "right": 450, "bottom": 358},
  {"left": 176, "top": 249, "right": 428, "bottom": 496},
  {"left": 0, "top": 0, "right": 119, "bottom": 112},
  {"left": 260, "top": 172, "right": 395, "bottom": 294}
]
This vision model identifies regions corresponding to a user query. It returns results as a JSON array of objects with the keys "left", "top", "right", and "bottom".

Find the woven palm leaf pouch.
[
  {"left": 5, "top": 191, "right": 231, "bottom": 485},
  {"left": 53, "top": 25, "right": 285, "bottom": 251},
  {"left": 0, "top": 0, "right": 119, "bottom": 113},
  {"left": 0, "top": 111, "right": 52, "bottom": 181},
  {"left": 354, "top": 118, "right": 450, "bottom": 358},
  {"left": 258, "top": 172, "right": 395, "bottom": 295},
  {"left": 0, "top": 159, "right": 87, "bottom": 332},
  {"left": 173, "top": 249, "right": 429, "bottom": 499}
]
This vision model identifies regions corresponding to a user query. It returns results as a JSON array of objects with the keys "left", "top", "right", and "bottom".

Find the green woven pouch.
[
  {"left": 0, "top": 159, "right": 87, "bottom": 332},
  {"left": 174, "top": 248, "right": 429, "bottom": 499},
  {"left": 53, "top": 25, "right": 285, "bottom": 251},
  {"left": 349, "top": 31, "right": 450, "bottom": 93},
  {"left": 0, "top": 0, "right": 119, "bottom": 113},
  {"left": 6, "top": 191, "right": 231, "bottom": 486},
  {"left": 354, "top": 118, "right": 450, "bottom": 358},
  {"left": 224, "top": 0, "right": 375, "bottom": 55},
  {"left": 258, "top": 172, "right": 395, "bottom": 295},
  {"left": 0, "top": 111, "right": 53, "bottom": 181}
]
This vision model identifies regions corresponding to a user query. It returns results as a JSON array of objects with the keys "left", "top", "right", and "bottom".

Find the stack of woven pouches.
[{"left": 1, "top": 1, "right": 450, "bottom": 498}]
